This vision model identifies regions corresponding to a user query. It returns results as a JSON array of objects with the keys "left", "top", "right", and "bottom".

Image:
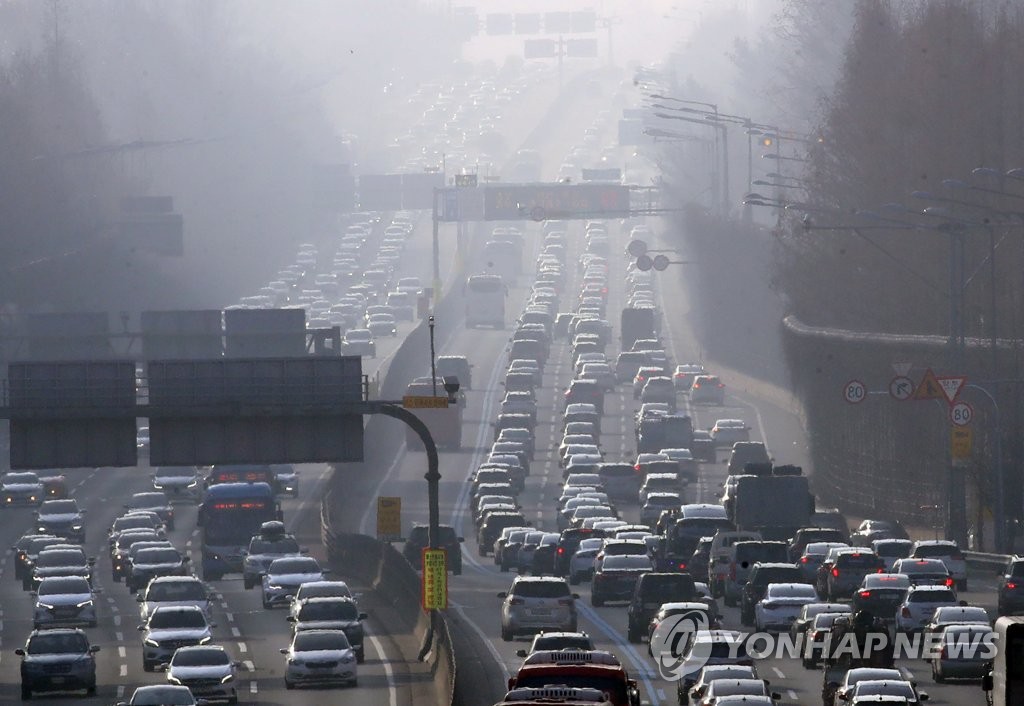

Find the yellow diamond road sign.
[
  {"left": 402, "top": 395, "right": 449, "bottom": 409},
  {"left": 421, "top": 548, "right": 448, "bottom": 610},
  {"left": 376, "top": 496, "right": 401, "bottom": 541}
]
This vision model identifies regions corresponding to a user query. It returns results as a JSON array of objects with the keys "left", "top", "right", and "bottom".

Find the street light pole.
[{"left": 966, "top": 383, "right": 1005, "bottom": 552}]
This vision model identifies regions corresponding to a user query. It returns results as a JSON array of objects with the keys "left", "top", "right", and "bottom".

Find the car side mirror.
[
  {"left": 279, "top": 648, "right": 289, "bottom": 654},
  {"left": 359, "top": 612, "right": 368, "bottom": 620},
  {"left": 983, "top": 673, "right": 994, "bottom": 691},
  {"left": 918, "top": 694, "right": 929, "bottom": 702},
  {"left": 771, "top": 693, "right": 781, "bottom": 701},
  {"left": 136, "top": 594, "right": 144, "bottom": 602},
  {"left": 286, "top": 616, "right": 296, "bottom": 622},
  {"left": 458, "top": 537, "right": 464, "bottom": 542},
  {"left": 572, "top": 593, "right": 580, "bottom": 600},
  {"left": 137, "top": 625, "right": 146, "bottom": 631},
  {"left": 516, "top": 648, "right": 528, "bottom": 657},
  {"left": 497, "top": 592, "right": 507, "bottom": 599},
  {"left": 209, "top": 622, "right": 217, "bottom": 628},
  {"left": 89, "top": 645, "right": 101, "bottom": 653},
  {"left": 300, "top": 548, "right": 310, "bottom": 554}
]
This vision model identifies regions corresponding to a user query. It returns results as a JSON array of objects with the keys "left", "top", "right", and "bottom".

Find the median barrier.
[{"left": 965, "top": 550, "right": 1010, "bottom": 570}]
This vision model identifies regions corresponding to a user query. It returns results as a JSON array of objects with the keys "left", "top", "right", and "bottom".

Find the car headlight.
[
  {"left": 144, "top": 638, "right": 159, "bottom": 647},
  {"left": 221, "top": 674, "right": 235, "bottom": 683},
  {"left": 167, "top": 675, "right": 182, "bottom": 685},
  {"left": 340, "top": 653, "right": 356, "bottom": 664},
  {"left": 199, "top": 636, "right": 212, "bottom": 644},
  {"left": 268, "top": 584, "right": 282, "bottom": 591},
  {"left": 76, "top": 600, "right": 93, "bottom": 608},
  {"left": 187, "top": 480, "right": 198, "bottom": 488},
  {"left": 37, "top": 526, "right": 47, "bottom": 533},
  {"left": 37, "top": 602, "right": 55, "bottom": 610},
  {"left": 72, "top": 525, "right": 83, "bottom": 531}
]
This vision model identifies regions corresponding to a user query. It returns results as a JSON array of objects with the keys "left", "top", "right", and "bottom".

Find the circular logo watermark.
[{"left": 649, "top": 609, "right": 711, "bottom": 681}]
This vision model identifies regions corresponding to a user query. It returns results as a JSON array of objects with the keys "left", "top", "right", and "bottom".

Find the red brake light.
[
  {"left": 940, "top": 646, "right": 948, "bottom": 659},
  {"left": 557, "top": 547, "right": 564, "bottom": 555},
  {"left": 859, "top": 590, "right": 871, "bottom": 598},
  {"left": 678, "top": 563, "right": 687, "bottom": 570},
  {"left": 800, "top": 557, "right": 809, "bottom": 564},
  {"left": 635, "top": 464, "right": 642, "bottom": 471},
  {"left": 945, "top": 577, "right": 955, "bottom": 587},
  {"left": 832, "top": 568, "right": 839, "bottom": 577},
  {"left": 692, "top": 383, "right": 701, "bottom": 389},
  {"left": 1008, "top": 582, "right": 1018, "bottom": 589},
  {"left": 717, "top": 383, "right": 724, "bottom": 388},
  {"left": 952, "top": 552, "right": 964, "bottom": 560}
]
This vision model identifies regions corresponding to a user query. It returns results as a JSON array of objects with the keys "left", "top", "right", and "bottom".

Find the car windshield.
[
  {"left": 853, "top": 681, "right": 916, "bottom": 698},
  {"left": 294, "top": 631, "right": 351, "bottom": 651},
  {"left": 130, "top": 687, "right": 196, "bottom": 705},
  {"left": 38, "top": 577, "right": 90, "bottom": 595},
  {"left": 249, "top": 537, "right": 299, "bottom": 554},
  {"left": 130, "top": 493, "right": 167, "bottom": 507},
  {"left": 148, "top": 581, "right": 206, "bottom": 602},
  {"left": 710, "top": 681, "right": 765, "bottom": 696},
  {"left": 37, "top": 550, "right": 83, "bottom": 567},
  {"left": 171, "top": 648, "right": 229, "bottom": 667},
  {"left": 299, "top": 601, "right": 358, "bottom": 621},
  {"left": 270, "top": 558, "right": 319, "bottom": 574},
  {"left": 512, "top": 581, "right": 570, "bottom": 598},
  {"left": 149, "top": 610, "right": 206, "bottom": 629},
  {"left": 27, "top": 632, "right": 89, "bottom": 654},
  {"left": 603, "top": 555, "right": 653, "bottom": 570},
  {"left": 533, "top": 635, "right": 593, "bottom": 651},
  {"left": 154, "top": 467, "right": 195, "bottom": 479},
  {"left": 297, "top": 583, "right": 351, "bottom": 600},
  {"left": 136, "top": 548, "right": 181, "bottom": 564},
  {"left": 40, "top": 500, "right": 77, "bottom": 514},
  {"left": 875, "top": 542, "right": 912, "bottom": 557},
  {"left": 114, "top": 516, "right": 154, "bottom": 531}
]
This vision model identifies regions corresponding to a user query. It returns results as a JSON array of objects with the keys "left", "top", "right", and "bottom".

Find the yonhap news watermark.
[{"left": 650, "top": 617, "right": 998, "bottom": 682}]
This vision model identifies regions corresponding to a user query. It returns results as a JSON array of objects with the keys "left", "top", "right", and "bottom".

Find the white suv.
[
  {"left": 895, "top": 585, "right": 959, "bottom": 634},
  {"left": 909, "top": 540, "right": 968, "bottom": 590},
  {"left": 498, "top": 576, "right": 578, "bottom": 641}
]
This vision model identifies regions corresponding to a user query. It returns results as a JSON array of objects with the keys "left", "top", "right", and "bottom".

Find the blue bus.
[{"left": 197, "top": 482, "right": 282, "bottom": 580}]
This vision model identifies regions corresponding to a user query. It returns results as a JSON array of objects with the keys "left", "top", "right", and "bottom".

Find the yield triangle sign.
[
  {"left": 912, "top": 368, "right": 945, "bottom": 401},
  {"left": 937, "top": 376, "right": 966, "bottom": 403}
]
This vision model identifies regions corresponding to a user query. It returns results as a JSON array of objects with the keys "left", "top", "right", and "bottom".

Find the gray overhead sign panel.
[
  {"left": 147, "top": 356, "right": 364, "bottom": 465},
  {"left": 400, "top": 172, "right": 445, "bottom": 210},
  {"left": 141, "top": 310, "right": 223, "bottom": 359},
  {"left": 26, "top": 313, "right": 113, "bottom": 360},
  {"left": 7, "top": 361, "right": 137, "bottom": 469},
  {"left": 358, "top": 174, "right": 403, "bottom": 211},
  {"left": 223, "top": 309, "right": 306, "bottom": 358}
]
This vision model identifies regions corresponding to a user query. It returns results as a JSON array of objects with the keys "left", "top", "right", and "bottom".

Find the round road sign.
[
  {"left": 627, "top": 239, "right": 648, "bottom": 257},
  {"left": 888, "top": 375, "right": 914, "bottom": 401},
  {"left": 843, "top": 379, "right": 867, "bottom": 404},
  {"left": 950, "top": 401, "right": 973, "bottom": 426},
  {"left": 636, "top": 254, "right": 654, "bottom": 271},
  {"left": 652, "top": 254, "right": 670, "bottom": 271},
  {"left": 530, "top": 206, "right": 546, "bottom": 222}
]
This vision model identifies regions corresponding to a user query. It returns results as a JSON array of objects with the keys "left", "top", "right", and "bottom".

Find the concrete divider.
[{"left": 965, "top": 550, "right": 1010, "bottom": 571}]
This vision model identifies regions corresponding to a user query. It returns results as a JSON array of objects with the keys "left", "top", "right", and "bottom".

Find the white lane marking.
[
  {"left": 237, "top": 641, "right": 247, "bottom": 653},
  {"left": 450, "top": 601, "right": 510, "bottom": 682},
  {"left": 250, "top": 681, "right": 258, "bottom": 694},
  {"left": 657, "top": 689, "right": 666, "bottom": 701},
  {"left": 225, "top": 612, "right": 234, "bottom": 622},
  {"left": 243, "top": 659, "right": 255, "bottom": 672},
  {"left": 367, "top": 634, "right": 398, "bottom": 706},
  {"left": 231, "top": 627, "right": 241, "bottom": 638},
  {"left": 772, "top": 666, "right": 785, "bottom": 679},
  {"left": 358, "top": 443, "right": 409, "bottom": 535},
  {"left": 788, "top": 689, "right": 798, "bottom": 700},
  {"left": 120, "top": 664, "right": 127, "bottom": 677},
  {"left": 115, "top": 631, "right": 123, "bottom": 642},
  {"left": 113, "top": 615, "right": 121, "bottom": 626},
  {"left": 117, "top": 686, "right": 125, "bottom": 698},
  {"left": 904, "top": 669, "right": 915, "bottom": 679},
  {"left": 118, "top": 646, "right": 126, "bottom": 658},
  {"left": 220, "top": 601, "right": 229, "bottom": 610},
  {"left": 576, "top": 602, "right": 659, "bottom": 702}
]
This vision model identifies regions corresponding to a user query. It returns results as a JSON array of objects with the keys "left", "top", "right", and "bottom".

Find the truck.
[
  {"left": 982, "top": 616, "right": 1024, "bottom": 706},
  {"left": 728, "top": 464, "right": 814, "bottom": 541},
  {"left": 507, "top": 650, "right": 640, "bottom": 706},
  {"left": 620, "top": 307, "right": 657, "bottom": 351}
]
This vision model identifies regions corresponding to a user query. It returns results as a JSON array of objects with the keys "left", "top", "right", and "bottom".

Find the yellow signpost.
[
  {"left": 951, "top": 426, "right": 972, "bottom": 460},
  {"left": 376, "top": 497, "right": 402, "bottom": 541},
  {"left": 402, "top": 395, "right": 449, "bottom": 409},
  {"left": 421, "top": 548, "right": 448, "bottom": 610}
]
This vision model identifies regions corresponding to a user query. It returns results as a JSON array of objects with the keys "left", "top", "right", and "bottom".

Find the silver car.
[
  {"left": 499, "top": 576, "right": 578, "bottom": 641},
  {"left": 261, "top": 556, "right": 327, "bottom": 609},
  {"left": 139, "top": 605, "right": 215, "bottom": 672},
  {"left": 165, "top": 645, "right": 238, "bottom": 703},
  {"left": 281, "top": 629, "right": 358, "bottom": 689},
  {"left": 138, "top": 576, "right": 212, "bottom": 622},
  {"left": 33, "top": 576, "right": 98, "bottom": 628}
]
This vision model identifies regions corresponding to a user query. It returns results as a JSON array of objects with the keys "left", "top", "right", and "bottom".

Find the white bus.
[{"left": 464, "top": 274, "right": 506, "bottom": 328}]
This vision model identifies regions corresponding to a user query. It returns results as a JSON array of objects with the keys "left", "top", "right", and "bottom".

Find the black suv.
[
  {"left": 739, "top": 562, "right": 805, "bottom": 626},
  {"left": 788, "top": 527, "right": 849, "bottom": 562},
  {"left": 16, "top": 628, "right": 99, "bottom": 699},
  {"left": 998, "top": 556, "right": 1024, "bottom": 616},
  {"left": 403, "top": 524, "right": 463, "bottom": 575},
  {"left": 478, "top": 512, "right": 528, "bottom": 558},
  {"left": 626, "top": 572, "right": 697, "bottom": 643},
  {"left": 553, "top": 528, "right": 605, "bottom": 576}
]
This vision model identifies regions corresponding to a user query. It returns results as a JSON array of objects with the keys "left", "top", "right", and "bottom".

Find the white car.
[
  {"left": 499, "top": 577, "right": 578, "bottom": 641},
  {"left": 366, "top": 313, "right": 397, "bottom": 337},
  {"left": 578, "top": 363, "right": 615, "bottom": 390},
  {"left": 165, "top": 645, "right": 238, "bottom": 703},
  {"left": 261, "top": 556, "right": 327, "bottom": 609},
  {"left": 710, "top": 419, "right": 751, "bottom": 447},
  {"left": 638, "top": 473, "right": 679, "bottom": 505},
  {"left": 872, "top": 538, "right": 914, "bottom": 572},
  {"left": 848, "top": 679, "right": 927, "bottom": 704},
  {"left": 568, "top": 538, "right": 604, "bottom": 584},
  {"left": 124, "top": 685, "right": 198, "bottom": 705},
  {"left": 909, "top": 540, "right": 968, "bottom": 590},
  {"left": 753, "top": 582, "right": 819, "bottom": 632},
  {"left": 138, "top": 576, "right": 212, "bottom": 622},
  {"left": 281, "top": 629, "right": 358, "bottom": 689},
  {"left": 895, "top": 585, "right": 959, "bottom": 633},
  {"left": 33, "top": 576, "right": 98, "bottom": 629},
  {"left": 151, "top": 467, "right": 201, "bottom": 503},
  {"left": 341, "top": 329, "right": 375, "bottom": 357}
]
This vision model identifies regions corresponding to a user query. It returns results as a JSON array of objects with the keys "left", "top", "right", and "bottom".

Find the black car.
[
  {"left": 591, "top": 555, "right": 653, "bottom": 606},
  {"left": 436, "top": 356, "right": 473, "bottom": 390},
  {"left": 477, "top": 512, "right": 527, "bottom": 558},
  {"left": 403, "top": 524, "right": 463, "bottom": 575},
  {"left": 553, "top": 528, "right": 606, "bottom": 576},
  {"left": 998, "top": 556, "right": 1024, "bottom": 616},
  {"left": 788, "top": 527, "right": 849, "bottom": 562},
  {"left": 34, "top": 499, "right": 87, "bottom": 544},
  {"left": 563, "top": 379, "right": 604, "bottom": 414},
  {"left": 16, "top": 628, "right": 99, "bottom": 699},
  {"left": 12, "top": 534, "right": 60, "bottom": 583},
  {"left": 739, "top": 562, "right": 806, "bottom": 626},
  {"left": 627, "top": 572, "right": 697, "bottom": 643}
]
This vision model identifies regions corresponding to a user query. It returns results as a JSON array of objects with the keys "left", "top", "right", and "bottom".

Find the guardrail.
[{"left": 965, "top": 550, "right": 1010, "bottom": 570}]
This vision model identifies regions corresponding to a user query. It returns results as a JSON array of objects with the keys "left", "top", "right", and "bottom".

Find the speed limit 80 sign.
[
  {"left": 843, "top": 380, "right": 867, "bottom": 404},
  {"left": 950, "top": 401, "right": 973, "bottom": 427}
]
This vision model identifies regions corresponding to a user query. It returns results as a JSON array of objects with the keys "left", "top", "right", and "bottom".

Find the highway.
[{"left": 0, "top": 65, "right": 589, "bottom": 705}]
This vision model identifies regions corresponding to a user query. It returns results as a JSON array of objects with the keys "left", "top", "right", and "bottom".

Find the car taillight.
[
  {"left": 509, "top": 598, "right": 524, "bottom": 606},
  {"left": 800, "top": 557, "right": 809, "bottom": 564},
  {"left": 813, "top": 630, "right": 824, "bottom": 640},
  {"left": 716, "top": 383, "right": 725, "bottom": 388},
  {"left": 940, "top": 646, "right": 948, "bottom": 659},
  {"left": 674, "top": 373, "right": 683, "bottom": 378},
  {"left": 1008, "top": 581, "right": 1018, "bottom": 589},
  {"left": 635, "top": 464, "right": 642, "bottom": 471},
  {"left": 692, "top": 383, "right": 701, "bottom": 389},
  {"left": 945, "top": 577, "right": 955, "bottom": 587},
  {"left": 678, "top": 563, "right": 687, "bottom": 570},
  {"left": 832, "top": 568, "right": 839, "bottom": 577},
  {"left": 902, "top": 606, "right": 911, "bottom": 617},
  {"left": 557, "top": 547, "right": 564, "bottom": 555},
  {"left": 859, "top": 590, "right": 871, "bottom": 598}
]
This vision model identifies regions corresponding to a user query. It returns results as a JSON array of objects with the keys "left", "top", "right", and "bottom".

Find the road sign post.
[
  {"left": 421, "top": 548, "right": 448, "bottom": 610},
  {"left": 951, "top": 426, "right": 972, "bottom": 460},
  {"left": 843, "top": 380, "right": 867, "bottom": 404},
  {"left": 950, "top": 401, "right": 973, "bottom": 427},
  {"left": 376, "top": 497, "right": 402, "bottom": 541}
]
